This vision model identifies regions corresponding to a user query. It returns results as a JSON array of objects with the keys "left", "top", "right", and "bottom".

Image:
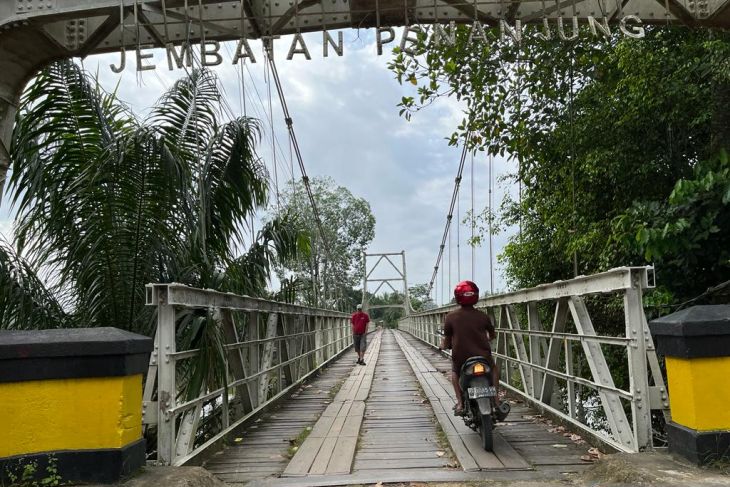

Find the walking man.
[{"left": 351, "top": 304, "right": 369, "bottom": 365}]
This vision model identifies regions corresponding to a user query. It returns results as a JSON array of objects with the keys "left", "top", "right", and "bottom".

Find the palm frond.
[
  {"left": 225, "top": 213, "right": 310, "bottom": 296},
  {"left": 0, "top": 239, "right": 69, "bottom": 330},
  {"left": 149, "top": 68, "right": 222, "bottom": 165},
  {"left": 9, "top": 61, "right": 189, "bottom": 334},
  {"left": 197, "top": 117, "right": 268, "bottom": 260}
]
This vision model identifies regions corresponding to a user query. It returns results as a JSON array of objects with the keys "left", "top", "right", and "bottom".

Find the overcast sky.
[{"left": 0, "top": 28, "right": 518, "bottom": 305}]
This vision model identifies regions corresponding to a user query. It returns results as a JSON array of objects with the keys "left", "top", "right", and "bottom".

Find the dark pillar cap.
[
  {"left": 649, "top": 305, "right": 730, "bottom": 359},
  {"left": 0, "top": 327, "right": 153, "bottom": 382}
]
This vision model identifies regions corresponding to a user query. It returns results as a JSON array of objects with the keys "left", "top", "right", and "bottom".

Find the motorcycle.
[{"left": 458, "top": 356, "right": 510, "bottom": 451}]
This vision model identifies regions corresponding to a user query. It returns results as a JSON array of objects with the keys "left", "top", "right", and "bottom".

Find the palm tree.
[
  {"left": 2, "top": 60, "right": 308, "bottom": 337},
  {"left": 0, "top": 61, "right": 312, "bottom": 450}
]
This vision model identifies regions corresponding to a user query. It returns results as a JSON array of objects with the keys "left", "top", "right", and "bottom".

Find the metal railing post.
[
  {"left": 625, "top": 284, "right": 653, "bottom": 451},
  {"left": 156, "top": 292, "right": 177, "bottom": 466}
]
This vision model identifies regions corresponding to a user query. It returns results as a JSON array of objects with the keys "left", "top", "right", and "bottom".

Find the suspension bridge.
[
  {"left": 1, "top": 1, "right": 730, "bottom": 486},
  {"left": 133, "top": 265, "right": 667, "bottom": 485}
]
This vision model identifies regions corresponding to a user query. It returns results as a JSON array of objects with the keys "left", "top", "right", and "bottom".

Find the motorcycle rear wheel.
[{"left": 480, "top": 414, "right": 494, "bottom": 451}]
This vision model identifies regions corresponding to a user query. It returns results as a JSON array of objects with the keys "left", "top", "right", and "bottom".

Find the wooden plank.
[
  {"left": 282, "top": 436, "right": 325, "bottom": 477},
  {"left": 281, "top": 331, "right": 383, "bottom": 477},
  {"left": 327, "top": 414, "right": 348, "bottom": 437},
  {"left": 308, "top": 414, "right": 336, "bottom": 438},
  {"left": 393, "top": 330, "right": 533, "bottom": 473},
  {"left": 348, "top": 400, "right": 366, "bottom": 418},
  {"left": 340, "top": 411, "right": 364, "bottom": 437},
  {"left": 321, "top": 402, "right": 345, "bottom": 417},
  {"left": 325, "top": 436, "right": 357, "bottom": 474},
  {"left": 445, "top": 435, "right": 480, "bottom": 471},
  {"left": 357, "top": 451, "right": 447, "bottom": 460},
  {"left": 354, "top": 458, "right": 450, "bottom": 469},
  {"left": 461, "top": 433, "right": 506, "bottom": 469},
  {"left": 309, "top": 436, "right": 338, "bottom": 475}
]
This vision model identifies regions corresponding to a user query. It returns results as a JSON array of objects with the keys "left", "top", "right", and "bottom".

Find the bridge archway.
[{"left": 0, "top": 0, "right": 729, "bottom": 192}]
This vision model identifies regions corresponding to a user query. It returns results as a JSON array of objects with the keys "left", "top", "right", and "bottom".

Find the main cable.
[
  {"left": 427, "top": 133, "right": 471, "bottom": 297},
  {"left": 266, "top": 53, "right": 336, "bottom": 289}
]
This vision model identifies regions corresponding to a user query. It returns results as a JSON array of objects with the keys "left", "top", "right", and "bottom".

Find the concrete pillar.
[
  {"left": 0, "top": 327, "right": 152, "bottom": 484},
  {"left": 650, "top": 305, "right": 730, "bottom": 465}
]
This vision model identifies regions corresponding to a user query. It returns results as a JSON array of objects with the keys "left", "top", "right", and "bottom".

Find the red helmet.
[{"left": 454, "top": 280, "right": 479, "bottom": 306}]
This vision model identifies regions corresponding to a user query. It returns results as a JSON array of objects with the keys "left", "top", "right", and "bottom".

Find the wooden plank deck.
[
  {"left": 354, "top": 330, "right": 450, "bottom": 474},
  {"left": 393, "top": 329, "right": 531, "bottom": 472},
  {"left": 281, "top": 330, "right": 383, "bottom": 477},
  {"left": 398, "top": 332, "right": 593, "bottom": 472},
  {"left": 204, "top": 346, "right": 357, "bottom": 484},
  {"left": 206, "top": 328, "right": 594, "bottom": 486}
]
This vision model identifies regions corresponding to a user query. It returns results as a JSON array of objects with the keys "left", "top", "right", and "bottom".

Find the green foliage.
[
  {"left": 271, "top": 176, "right": 375, "bottom": 309},
  {"left": 366, "top": 284, "right": 434, "bottom": 327},
  {"left": 287, "top": 425, "right": 313, "bottom": 458},
  {"left": 2, "top": 455, "right": 61, "bottom": 487},
  {"left": 612, "top": 150, "right": 730, "bottom": 299},
  {"left": 1, "top": 61, "right": 307, "bottom": 335},
  {"left": 389, "top": 26, "right": 730, "bottom": 305},
  {"left": 408, "top": 283, "right": 434, "bottom": 311}
]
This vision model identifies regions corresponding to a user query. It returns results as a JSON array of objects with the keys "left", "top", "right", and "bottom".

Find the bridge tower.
[{"left": 361, "top": 251, "right": 413, "bottom": 318}]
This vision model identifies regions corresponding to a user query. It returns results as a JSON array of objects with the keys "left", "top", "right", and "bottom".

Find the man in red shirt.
[
  {"left": 350, "top": 304, "right": 369, "bottom": 365},
  {"left": 440, "top": 281, "right": 499, "bottom": 416}
]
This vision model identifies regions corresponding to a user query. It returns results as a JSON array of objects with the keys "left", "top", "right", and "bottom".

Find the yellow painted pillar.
[
  {"left": 0, "top": 327, "right": 152, "bottom": 483},
  {"left": 650, "top": 305, "right": 730, "bottom": 465}
]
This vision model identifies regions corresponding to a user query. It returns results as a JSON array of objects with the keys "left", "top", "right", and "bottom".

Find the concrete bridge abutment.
[{"left": 0, "top": 327, "right": 152, "bottom": 484}]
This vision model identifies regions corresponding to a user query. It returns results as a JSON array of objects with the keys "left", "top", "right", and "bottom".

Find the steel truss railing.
[
  {"left": 144, "top": 283, "right": 352, "bottom": 466},
  {"left": 398, "top": 266, "right": 669, "bottom": 453}
]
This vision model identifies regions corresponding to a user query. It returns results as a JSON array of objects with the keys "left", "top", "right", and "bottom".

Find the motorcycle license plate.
[{"left": 468, "top": 386, "right": 496, "bottom": 399}]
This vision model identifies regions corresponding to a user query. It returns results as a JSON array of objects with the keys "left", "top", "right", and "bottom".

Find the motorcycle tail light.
[{"left": 472, "top": 363, "right": 487, "bottom": 375}]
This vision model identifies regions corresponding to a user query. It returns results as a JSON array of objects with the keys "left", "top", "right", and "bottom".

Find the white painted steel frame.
[
  {"left": 362, "top": 251, "right": 413, "bottom": 316},
  {"left": 145, "top": 283, "right": 351, "bottom": 466},
  {"left": 398, "top": 266, "right": 668, "bottom": 453}
]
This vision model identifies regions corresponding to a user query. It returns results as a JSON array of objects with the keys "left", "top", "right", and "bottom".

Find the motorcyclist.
[{"left": 439, "top": 280, "right": 500, "bottom": 416}]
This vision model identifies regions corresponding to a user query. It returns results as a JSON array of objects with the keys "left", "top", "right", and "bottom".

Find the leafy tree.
[
  {"left": 613, "top": 150, "right": 730, "bottom": 300},
  {"left": 389, "top": 26, "right": 730, "bottom": 305},
  {"left": 272, "top": 176, "right": 375, "bottom": 308},
  {"left": 404, "top": 283, "right": 437, "bottom": 311}
]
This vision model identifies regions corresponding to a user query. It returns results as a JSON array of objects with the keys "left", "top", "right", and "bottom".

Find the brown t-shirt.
[{"left": 443, "top": 306, "right": 495, "bottom": 373}]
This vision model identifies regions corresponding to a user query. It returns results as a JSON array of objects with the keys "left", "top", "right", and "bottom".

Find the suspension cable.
[
  {"left": 266, "top": 53, "right": 336, "bottom": 296},
  {"left": 471, "top": 151, "right": 475, "bottom": 281},
  {"left": 448, "top": 215, "right": 452, "bottom": 296},
  {"left": 427, "top": 133, "right": 471, "bottom": 297},
  {"left": 488, "top": 153, "right": 494, "bottom": 294},
  {"left": 440, "top": 250, "right": 445, "bottom": 305},
  {"left": 264, "top": 54, "right": 281, "bottom": 210},
  {"left": 457, "top": 179, "right": 461, "bottom": 281}
]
